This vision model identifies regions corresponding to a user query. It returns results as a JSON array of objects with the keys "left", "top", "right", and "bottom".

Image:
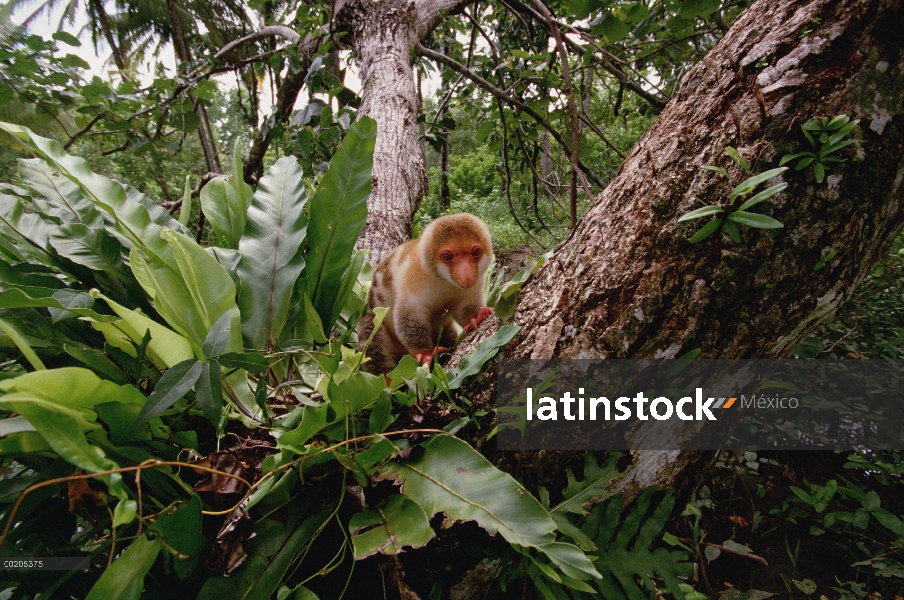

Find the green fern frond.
[{"left": 583, "top": 488, "right": 694, "bottom": 600}]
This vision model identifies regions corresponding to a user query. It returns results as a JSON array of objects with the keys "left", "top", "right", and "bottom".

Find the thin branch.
[
  {"left": 579, "top": 113, "right": 625, "bottom": 159},
  {"left": 5, "top": 83, "right": 73, "bottom": 138},
  {"left": 0, "top": 459, "right": 253, "bottom": 550},
  {"left": 631, "top": 27, "right": 721, "bottom": 64},
  {"left": 464, "top": 8, "right": 479, "bottom": 68},
  {"left": 65, "top": 45, "right": 281, "bottom": 160},
  {"left": 63, "top": 21, "right": 286, "bottom": 162},
  {"left": 424, "top": 15, "right": 475, "bottom": 133},
  {"left": 243, "top": 33, "right": 324, "bottom": 181},
  {"left": 461, "top": 5, "right": 501, "bottom": 59},
  {"left": 63, "top": 111, "right": 104, "bottom": 150},
  {"left": 823, "top": 327, "right": 857, "bottom": 354},
  {"left": 427, "top": 73, "right": 463, "bottom": 132},
  {"left": 102, "top": 141, "right": 129, "bottom": 156},
  {"left": 502, "top": 0, "right": 669, "bottom": 109},
  {"left": 417, "top": 43, "right": 606, "bottom": 189},
  {"left": 415, "top": 0, "right": 479, "bottom": 40},
  {"left": 679, "top": 538, "right": 769, "bottom": 565},
  {"left": 496, "top": 0, "right": 538, "bottom": 51},
  {"left": 530, "top": 0, "right": 580, "bottom": 227},
  {"left": 512, "top": 126, "right": 552, "bottom": 235},
  {"left": 215, "top": 25, "right": 300, "bottom": 60},
  {"left": 497, "top": 98, "right": 545, "bottom": 248}
]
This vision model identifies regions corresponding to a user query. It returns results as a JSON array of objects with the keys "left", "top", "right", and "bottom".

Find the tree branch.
[
  {"left": 497, "top": 98, "right": 545, "bottom": 248},
  {"left": 242, "top": 35, "right": 324, "bottom": 182},
  {"left": 416, "top": 43, "right": 606, "bottom": 189},
  {"left": 414, "top": 0, "right": 478, "bottom": 40},
  {"left": 215, "top": 25, "right": 300, "bottom": 59},
  {"left": 63, "top": 111, "right": 104, "bottom": 150},
  {"left": 530, "top": 0, "right": 581, "bottom": 227},
  {"left": 579, "top": 113, "right": 626, "bottom": 159},
  {"left": 502, "top": 0, "right": 669, "bottom": 109}
]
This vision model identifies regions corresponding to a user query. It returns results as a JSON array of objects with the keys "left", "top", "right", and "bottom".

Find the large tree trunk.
[
  {"left": 461, "top": 0, "right": 904, "bottom": 493},
  {"left": 335, "top": 0, "right": 472, "bottom": 264}
]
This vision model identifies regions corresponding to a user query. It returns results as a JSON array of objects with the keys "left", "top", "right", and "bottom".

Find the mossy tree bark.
[{"left": 459, "top": 0, "right": 904, "bottom": 494}]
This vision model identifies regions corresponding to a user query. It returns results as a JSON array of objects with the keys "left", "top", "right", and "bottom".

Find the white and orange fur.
[{"left": 358, "top": 213, "right": 494, "bottom": 374}]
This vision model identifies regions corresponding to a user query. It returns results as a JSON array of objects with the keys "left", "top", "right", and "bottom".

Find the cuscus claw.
[
  {"left": 414, "top": 347, "right": 449, "bottom": 366},
  {"left": 464, "top": 306, "right": 495, "bottom": 333}
]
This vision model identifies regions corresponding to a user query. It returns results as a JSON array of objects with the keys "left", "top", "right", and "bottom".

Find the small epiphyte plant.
[
  {"left": 679, "top": 147, "right": 788, "bottom": 244},
  {"left": 779, "top": 114, "right": 861, "bottom": 183}
]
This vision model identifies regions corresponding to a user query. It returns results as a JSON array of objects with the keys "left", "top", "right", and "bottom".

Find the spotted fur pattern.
[{"left": 357, "top": 214, "right": 493, "bottom": 374}]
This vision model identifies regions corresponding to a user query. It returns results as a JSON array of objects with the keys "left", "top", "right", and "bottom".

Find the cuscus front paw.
[
  {"left": 414, "top": 347, "right": 449, "bottom": 366},
  {"left": 464, "top": 306, "right": 495, "bottom": 333}
]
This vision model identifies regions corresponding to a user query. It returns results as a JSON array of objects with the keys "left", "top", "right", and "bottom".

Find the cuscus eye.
[
  {"left": 441, "top": 250, "right": 454, "bottom": 263},
  {"left": 471, "top": 246, "right": 482, "bottom": 258}
]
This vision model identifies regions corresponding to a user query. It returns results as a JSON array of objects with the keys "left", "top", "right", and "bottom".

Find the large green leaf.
[
  {"left": 202, "top": 312, "right": 233, "bottom": 359},
  {"left": 728, "top": 167, "right": 788, "bottom": 200},
  {"left": 237, "top": 156, "right": 309, "bottom": 350},
  {"left": 545, "top": 453, "right": 620, "bottom": 552},
  {"left": 305, "top": 116, "right": 375, "bottom": 328},
  {"left": 329, "top": 370, "right": 385, "bottom": 420},
  {"left": 125, "top": 184, "right": 180, "bottom": 230},
  {"left": 148, "top": 495, "right": 203, "bottom": 579},
  {"left": 0, "top": 194, "right": 65, "bottom": 270},
  {"left": 0, "top": 392, "right": 113, "bottom": 472},
  {"left": 380, "top": 435, "right": 600, "bottom": 581},
  {"left": 677, "top": 205, "right": 723, "bottom": 222},
  {"left": 688, "top": 218, "right": 722, "bottom": 243},
  {"left": 164, "top": 229, "right": 242, "bottom": 354},
  {"left": 0, "top": 259, "right": 64, "bottom": 290},
  {"left": 0, "top": 122, "right": 183, "bottom": 265},
  {"left": 278, "top": 370, "right": 385, "bottom": 452},
  {"left": 96, "top": 293, "right": 195, "bottom": 367},
  {"left": 487, "top": 256, "right": 544, "bottom": 321},
  {"left": 551, "top": 453, "right": 620, "bottom": 517},
  {"left": 194, "top": 359, "right": 224, "bottom": 425},
  {"left": 0, "top": 367, "right": 145, "bottom": 412},
  {"left": 129, "top": 247, "right": 204, "bottom": 352},
  {"left": 447, "top": 325, "right": 520, "bottom": 389},
  {"left": 133, "top": 358, "right": 203, "bottom": 428},
  {"left": 316, "top": 249, "right": 367, "bottom": 337},
  {"left": 727, "top": 211, "right": 784, "bottom": 229},
  {"left": 18, "top": 158, "right": 104, "bottom": 228},
  {"left": 277, "top": 404, "right": 329, "bottom": 452},
  {"left": 85, "top": 535, "right": 161, "bottom": 600},
  {"left": 128, "top": 230, "right": 241, "bottom": 356},
  {"left": 199, "top": 146, "right": 253, "bottom": 249},
  {"left": 0, "top": 391, "right": 99, "bottom": 433},
  {"left": 737, "top": 182, "right": 787, "bottom": 211},
  {"left": 217, "top": 352, "right": 269, "bottom": 374},
  {"left": 49, "top": 223, "right": 132, "bottom": 282},
  {"left": 0, "top": 287, "right": 116, "bottom": 322},
  {"left": 0, "top": 431, "right": 50, "bottom": 454},
  {"left": 178, "top": 176, "right": 192, "bottom": 227},
  {"left": 63, "top": 344, "right": 130, "bottom": 385},
  {"left": 0, "top": 317, "right": 46, "bottom": 370}
]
